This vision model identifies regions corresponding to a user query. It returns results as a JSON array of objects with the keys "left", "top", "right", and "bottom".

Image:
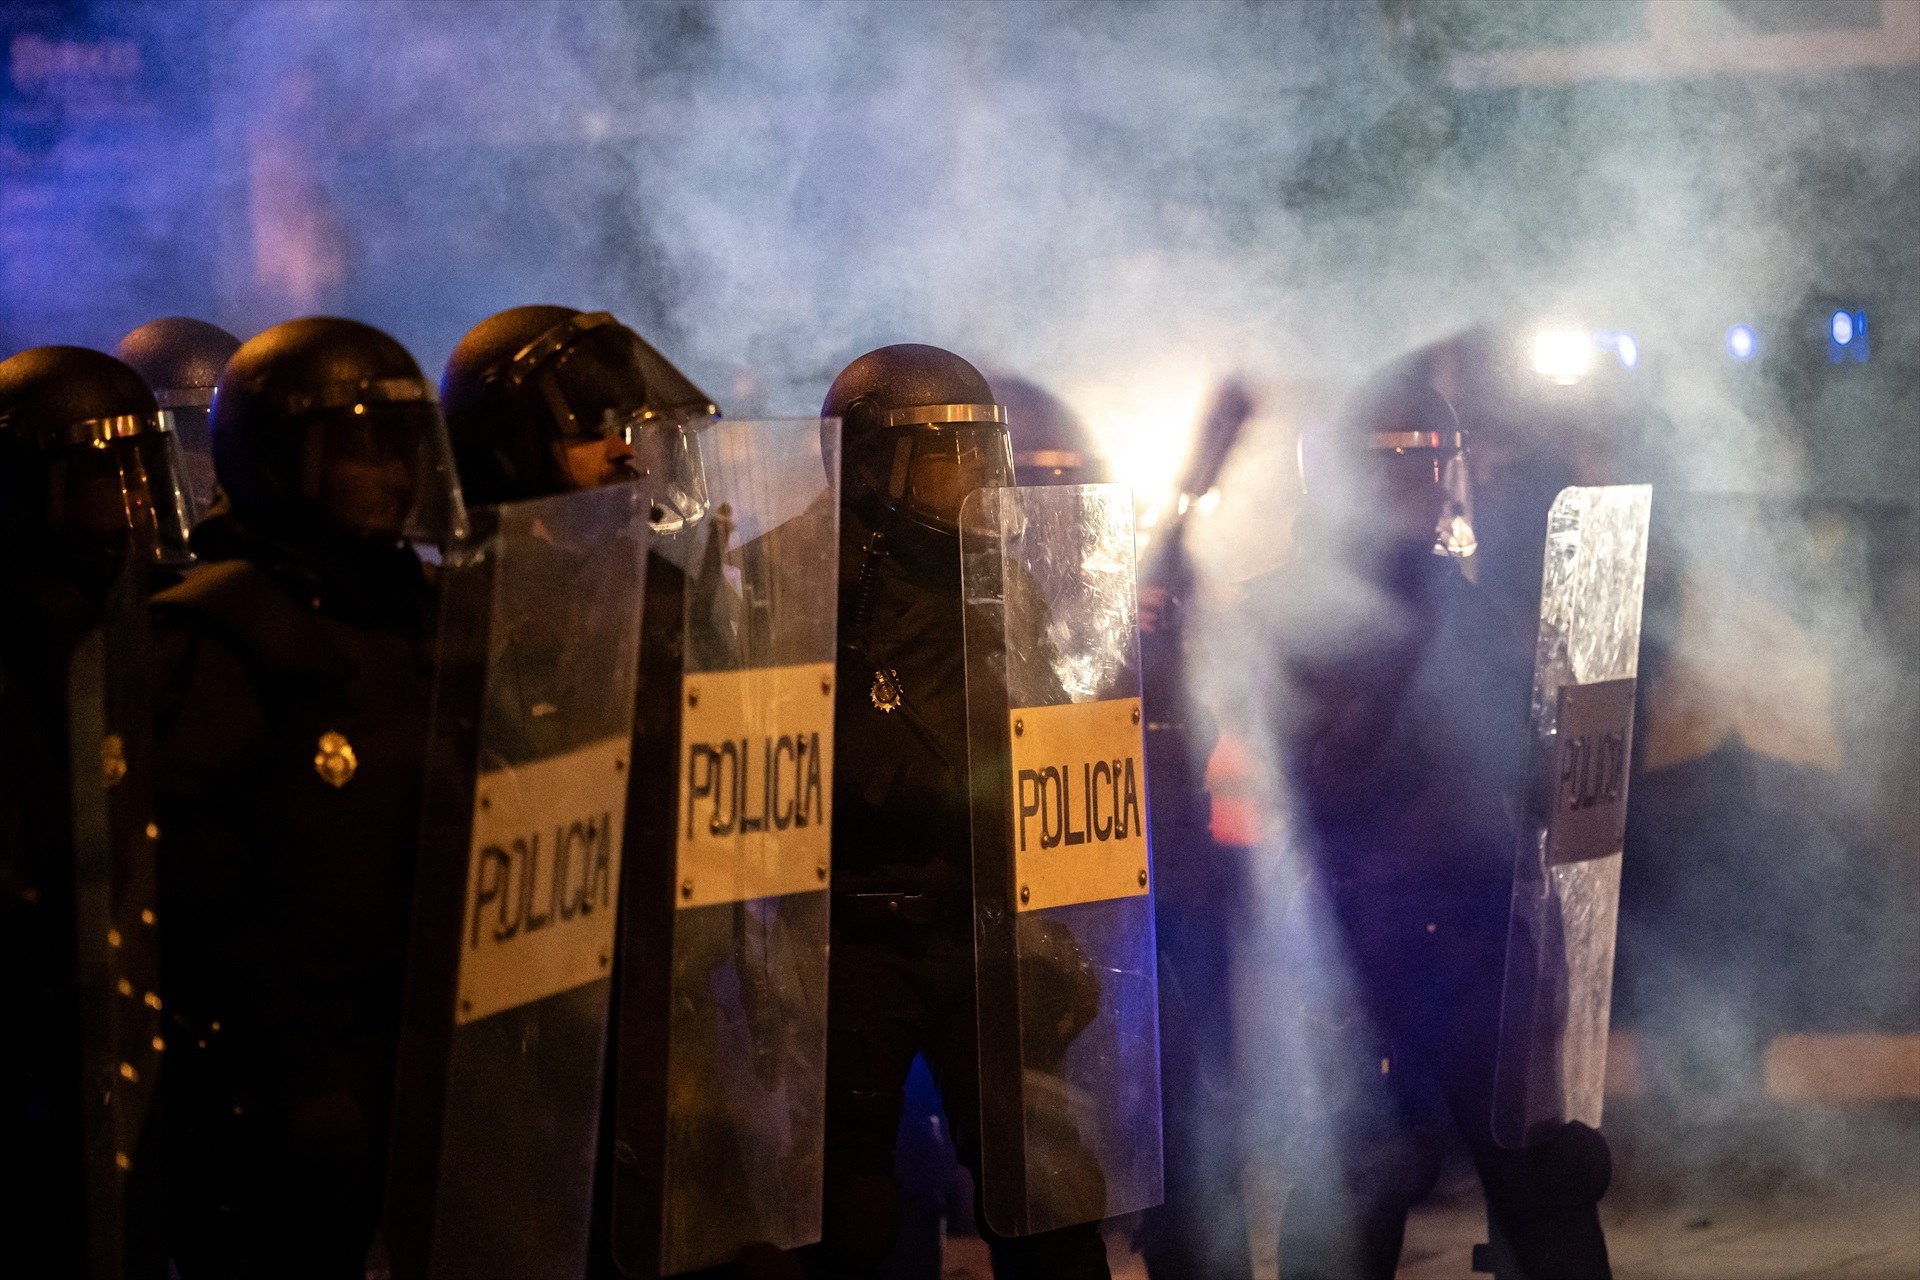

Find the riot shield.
[
  {"left": 1492, "top": 484, "right": 1652, "bottom": 1149},
  {"left": 387, "top": 482, "right": 649, "bottom": 1280},
  {"left": 960, "top": 483, "right": 1164, "bottom": 1237},
  {"left": 65, "top": 562, "right": 166, "bottom": 1278},
  {"left": 605, "top": 418, "right": 839, "bottom": 1277}
]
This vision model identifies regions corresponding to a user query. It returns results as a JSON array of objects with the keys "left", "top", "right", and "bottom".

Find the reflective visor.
[
  {"left": 296, "top": 401, "right": 462, "bottom": 544},
  {"left": 40, "top": 411, "right": 194, "bottom": 564},
  {"left": 507, "top": 316, "right": 718, "bottom": 530},
  {"left": 532, "top": 323, "right": 660, "bottom": 444},
  {"left": 510, "top": 313, "right": 718, "bottom": 444},
  {"left": 166, "top": 404, "right": 218, "bottom": 523},
  {"left": 887, "top": 422, "right": 1014, "bottom": 533}
]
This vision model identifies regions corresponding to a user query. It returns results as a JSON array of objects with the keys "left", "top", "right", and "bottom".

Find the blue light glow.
[
  {"left": 1593, "top": 330, "right": 1639, "bottom": 371},
  {"left": 1726, "top": 325, "right": 1757, "bottom": 361},
  {"left": 1827, "top": 310, "right": 1869, "bottom": 364}
]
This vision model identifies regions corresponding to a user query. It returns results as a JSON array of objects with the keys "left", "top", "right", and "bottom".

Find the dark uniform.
[
  {"left": 807, "top": 346, "right": 1109, "bottom": 1280},
  {"left": 1, "top": 344, "right": 191, "bottom": 1279},
  {"left": 151, "top": 318, "right": 453, "bottom": 1279},
  {"left": 1266, "top": 374, "right": 1611, "bottom": 1280}
]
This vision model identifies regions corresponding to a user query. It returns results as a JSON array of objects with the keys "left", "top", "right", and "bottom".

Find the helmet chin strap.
[
  {"left": 839, "top": 497, "right": 965, "bottom": 685},
  {"left": 848, "top": 494, "right": 962, "bottom": 594}
]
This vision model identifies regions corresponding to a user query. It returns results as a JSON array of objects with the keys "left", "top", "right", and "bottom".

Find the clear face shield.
[
  {"left": 555, "top": 405, "right": 712, "bottom": 535},
  {"left": 880, "top": 403, "right": 1013, "bottom": 538},
  {"left": 293, "top": 392, "right": 466, "bottom": 548},
  {"left": 43, "top": 410, "right": 196, "bottom": 565},
  {"left": 511, "top": 312, "right": 716, "bottom": 532},
  {"left": 1368, "top": 429, "right": 1476, "bottom": 562},
  {"left": 155, "top": 386, "right": 218, "bottom": 523}
]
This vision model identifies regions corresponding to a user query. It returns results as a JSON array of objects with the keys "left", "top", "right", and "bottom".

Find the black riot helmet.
[
  {"left": 992, "top": 371, "right": 1110, "bottom": 487},
  {"left": 823, "top": 344, "right": 1012, "bottom": 539},
  {"left": 441, "top": 305, "right": 716, "bottom": 530},
  {"left": 212, "top": 317, "right": 464, "bottom": 548},
  {"left": 116, "top": 316, "right": 242, "bottom": 522},
  {"left": 0, "top": 344, "right": 195, "bottom": 565}
]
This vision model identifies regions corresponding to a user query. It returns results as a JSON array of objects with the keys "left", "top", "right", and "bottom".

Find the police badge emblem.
[
  {"left": 314, "top": 731, "right": 357, "bottom": 788},
  {"left": 870, "top": 668, "right": 903, "bottom": 713}
]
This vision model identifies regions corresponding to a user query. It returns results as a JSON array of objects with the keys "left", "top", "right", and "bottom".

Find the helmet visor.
[
  {"left": 298, "top": 401, "right": 465, "bottom": 545},
  {"left": 1436, "top": 446, "right": 1476, "bottom": 559},
  {"left": 887, "top": 423, "right": 1014, "bottom": 535},
  {"left": 166, "top": 404, "right": 219, "bottom": 523},
  {"left": 532, "top": 322, "right": 658, "bottom": 445},
  {"left": 46, "top": 413, "right": 195, "bottom": 565},
  {"left": 521, "top": 317, "right": 716, "bottom": 442},
  {"left": 516, "top": 318, "right": 716, "bottom": 531},
  {"left": 1369, "top": 437, "right": 1476, "bottom": 560}
]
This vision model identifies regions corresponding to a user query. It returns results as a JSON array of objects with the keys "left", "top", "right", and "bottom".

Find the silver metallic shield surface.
[
  {"left": 608, "top": 418, "right": 838, "bottom": 1277},
  {"left": 960, "top": 483, "right": 1164, "bottom": 1237},
  {"left": 67, "top": 564, "right": 165, "bottom": 1278},
  {"left": 387, "top": 483, "right": 648, "bottom": 1280},
  {"left": 1492, "top": 484, "right": 1652, "bottom": 1149}
]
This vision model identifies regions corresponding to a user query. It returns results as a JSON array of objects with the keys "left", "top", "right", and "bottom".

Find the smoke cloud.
[{"left": 4, "top": 0, "right": 1915, "bottom": 1265}]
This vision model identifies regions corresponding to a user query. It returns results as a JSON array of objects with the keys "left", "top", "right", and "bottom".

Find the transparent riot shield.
[
  {"left": 606, "top": 418, "right": 839, "bottom": 1277},
  {"left": 1492, "top": 484, "right": 1652, "bottom": 1149},
  {"left": 387, "top": 483, "right": 649, "bottom": 1280},
  {"left": 960, "top": 483, "right": 1164, "bottom": 1237},
  {"left": 65, "top": 562, "right": 165, "bottom": 1278}
]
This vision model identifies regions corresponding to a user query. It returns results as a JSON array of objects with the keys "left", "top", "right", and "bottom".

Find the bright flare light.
[
  {"left": 1072, "top": 372, "right": 1212, "bottom": 522},
  {"left": 1727, "top": 324, "right": 1757, "bottom": 361},
  {"left": 1830, "top": 310, "right": 1855, "bottom": 346},
  {"left": 1532, "top": 329, "right": 1596, "bottom": 385}
]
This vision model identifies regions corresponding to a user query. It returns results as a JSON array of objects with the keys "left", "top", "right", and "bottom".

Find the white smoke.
[{"left": 9, "top": 0, "right": 1917, "bottom": 1259}]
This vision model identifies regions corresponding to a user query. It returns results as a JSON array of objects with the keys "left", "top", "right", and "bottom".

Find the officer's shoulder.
[
  {"left": 154, "top": 558, "right": 285, "bottom": 632},
  {"left": 152, "top": 560, "right": 346, "bottom": 683}
]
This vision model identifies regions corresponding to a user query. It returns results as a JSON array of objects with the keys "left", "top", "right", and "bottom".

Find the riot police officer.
[
  {"left": 150, "top": 317, "right": 459, "bottom": 1279},
  {"left": 433, "top": 306, "right": 829, "bottom": 1280},
  {"left": 1262, "top": 365, "right": 1613, "bottom": 1279},
  {"left": 809, "top": 345, "right": 1110, "bottom": 1280},
  {"left": 1, "top": 344, "right": 190, "bottom": 1278},
  {"left": 117, "top": 316, "right": 244, "bottom": 524},
  {"left": 866, "top": 371, "right": 1113, "bottom": 1280}
]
